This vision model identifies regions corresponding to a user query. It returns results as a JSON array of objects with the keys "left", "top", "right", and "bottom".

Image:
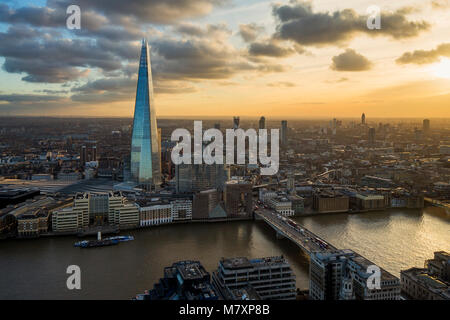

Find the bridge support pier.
[{"left": 276, "top": 231, "right": 285, "bottom": 240}]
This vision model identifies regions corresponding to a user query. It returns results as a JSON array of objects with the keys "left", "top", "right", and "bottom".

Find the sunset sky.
[{"left": 0, "top": 0, "right": 449, "bottom": 118}]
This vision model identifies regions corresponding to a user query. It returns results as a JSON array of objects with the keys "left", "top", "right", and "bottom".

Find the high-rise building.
[
  {"left": 361, "top": 113, "right": 366, "bottom": 125},
  {"left": 310, "top": 250, "right": 355, "bottom": 300},
  {"left": 130, "top": 39, "right": 161, "bottom": 188},
  {"left": 287, "top": 174, "right": 295, "bottom": 193},
  {"left": 223, "top": 180, "right": 252, "bottom": 217},
  {"left": 92, "top": 146, "right": 97, "bottom": 161},
  {"left": 401, "top": 251, "right": 450, "bottom": 300},
  {"left": 80, "top": 145, "right": 97, "bottom": 165},
  {"left": 213, "top": 256, "right": 296, "bottom": 300},
  {"left": 192, "top": 189, "right": 221, "bottom": 220},
  {"left": 423, "top": 119, "right": 430, "bottom": 134},
  {"left": 368, "top": 127, "right": 376, "bottom": 146},
  {"left": 259, "top": 116, "right": 265, "bottom": 130},
  {"left": 80, "top": 145, "right": 87, "bottom": 165},
  {"left": 135, "top": 261, "right": 219, "bottom": 300},
  {"left": 281, "top": 120, "right": 288, "bottom": 145},
  {"left": 310, "top": 250, "right": 401, "bottom": 300},
  {"left": 175, "top": 163, "right": 230, "bottom": 193},
  {"left": 233, "top": 117, "right": 240, "bottom": 130}
]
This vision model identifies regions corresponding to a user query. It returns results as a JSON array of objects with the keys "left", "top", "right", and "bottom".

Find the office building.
[
  {"left": 310, "top": 250, "right": 401, "bottom": 300},
  {"left": 175, "top": 163, "right": 229, "bottom": 193},
  {"left": 1, "top": 196, "right": 71, "bottom": 237},
  {"left": 80, "top": 145, "right": 97, "bottom": 166},
  {"left": 267, "top": 196, "right": 294, "bottom": 216},
  {"left": 361, "top": 113, "right": 366, "bottom": 125},
  {"left": 16, "top": 210, "right": 49, "bottom": 238},
  {"left": 288, "top": 195, "right": 304, "bottom": 214},
  {"left": 423, "top": 119, "right": 430, "bottom": 134},
  {"left": 52, "top": 206, "right": 87, "bottom": 233},
  {"left": 310, "top": 250, "right": 355, "bottom": 300},
  {"left": 313, "top": 190, "right": 349, "bottom": 213},
  {"left": 401, "top": 251, "right": 450, "bottom": 300},
  {"left": 192, "top": 189, "right": 222, "bottom": 220},
  {"left": 171, "top": 199, "right": 193, "bottom": 221},
  {"left": 259, "top": 188, "right": 277, "bottom": 203},
  {"left": 223, "top": 180, "right": 253, "bottom": 218},
  {"left": 213, "top": 256, "right": 296, "bottom": 300},
  {"left": 51, "top": 192, "right": 134, "bottom": 232},
  {"left": 287, "top": 174, "right": 295, "bottom": 193},
  {"left": 352, "top": 193, "right": 386, "bottom": 211},
  {"left": 135, "top": 260, "right": 219, "bottom": 300},
  {"left": 348, "top": 254, "right": 400, "bottom": 300},
  {"left": 137, "top": 197, "right": 193, "bottom": 226},
  {"left": 259, "top": 116, "right": 265, "bottom": 130},
  {"left": 368, "top": 127, "right": 376, "bottom": 146},
  {"left": 281, "top": 120, "right": 288, "bottom": 145},
  {"left": 130, "top": 39, "right": 161, "bottom": 188},
  {"left": 139, "top": 203, "right": 172, "bottom": 227},
  {"left": 233, "top": 116, "right": 240, "bottom": 130},
  {"left": 109, "top": 203, "right": 139, "bottom": 229},
  {"left": 81, "top": 145, "right": 87, "bottom": 165}
]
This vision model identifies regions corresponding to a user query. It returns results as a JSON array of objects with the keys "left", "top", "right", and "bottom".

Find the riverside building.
[
  {"left": 309, "top": 249, "right": 401, "bottom": 300},
  {"left": 213, "top": 256, "right": 296, "bottom": 300}
]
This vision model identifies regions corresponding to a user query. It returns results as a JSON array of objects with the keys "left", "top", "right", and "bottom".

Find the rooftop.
[{"left": 221, "top": 256, "right": 289, "bottom": 269}]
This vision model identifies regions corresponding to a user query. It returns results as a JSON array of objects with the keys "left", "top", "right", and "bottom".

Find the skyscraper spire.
[{"left": 130, "top": 39, "right": 161, "bottom": 188}]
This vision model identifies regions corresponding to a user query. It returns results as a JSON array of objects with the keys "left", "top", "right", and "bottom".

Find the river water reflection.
[{"left": 0, "top": 207, "right": 448, "bottom": 299}]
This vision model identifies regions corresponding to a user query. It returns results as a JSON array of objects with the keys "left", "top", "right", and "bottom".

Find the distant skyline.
[{"left": 0, "top": 0, "right": 449, "bottom": 118}]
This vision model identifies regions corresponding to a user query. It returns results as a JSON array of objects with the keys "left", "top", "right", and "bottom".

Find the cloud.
[
  {"left": 151, "top": 38, "right": 239, "bottom": 79},
  {"left": 154, "top": 82, "right": 198, "bottom": 94},
  {"left": 70, "top": 75, "right": 197, "bottom": 103},
  {"left": 34, "top": 89, "right": 70, "bottom": 94},
  {"left": 70, "top": 77, "right": 136, "bottom": 103},
  {"left": 0, "top": 93, "right": 71, "bottom": 115},
  {"left": 239, "top": 23, "right": 264, "bottom": 42},
  {"left": 272, "top": 1, "right": 430, "bottom": 46},
  {"left": 175, "top": 23, "right": 230, "bottom": 40},
  {"left": 248, "top": 40, "right": 296, "bottom": 57},
  {"left": 331, "top": 49, "right": 373, "bottom": 71},
  {"left": 325, "top": 77, "right": 349, "bottom": 83},
  {"left": 150, "top": 26, "right": 287, "bottom": 80},
  {"left": 267, "top": 81, "right": 296, "bottom": 87},
  {"left": 0, "top": 94, "right": 64, "bottom": 103},
  {"left": 0, "top": 3, "right": 107, "bottom": 30},
  {"left": 396, "top": 43, "right": 450, "bottom": 65},
  {"left": 0, "top": 25, "right": 124, "bottom": 83},
  {"left": 47, "top": 0, "right": 227, "bottom": 25},
  {"left": 0, "top": 1, "right": 291, "bottom": 109},
  {"left": 431, "top": 0, "right": 450, "bottom": 9}
]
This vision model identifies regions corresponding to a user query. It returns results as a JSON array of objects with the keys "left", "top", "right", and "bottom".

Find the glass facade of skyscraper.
[{"left": 130, "top": 39, "right": 161, "bottom": 186}]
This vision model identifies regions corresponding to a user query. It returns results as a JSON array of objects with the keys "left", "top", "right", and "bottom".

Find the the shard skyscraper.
[{"left": 130, "top": 39, "right": 161, "bottom": 187}]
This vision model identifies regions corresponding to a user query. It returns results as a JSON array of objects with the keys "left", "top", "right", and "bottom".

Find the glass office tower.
[{"left": 130, "top": 39, "right": 161, "bottom": 187}]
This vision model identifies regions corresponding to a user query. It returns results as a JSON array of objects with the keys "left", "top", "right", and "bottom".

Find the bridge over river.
[{"left": 255, "top": 208, "right": 338, "bottom": 255}]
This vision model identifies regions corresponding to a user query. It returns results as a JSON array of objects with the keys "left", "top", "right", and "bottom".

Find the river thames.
[{"left": 0, "top": 207, "right": 448, "bottom": 299}]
